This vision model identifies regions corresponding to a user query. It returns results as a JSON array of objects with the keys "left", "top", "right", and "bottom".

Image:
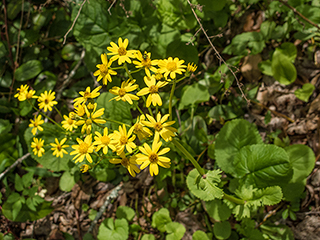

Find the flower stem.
[
  {"left": 172, "top": 138, "right": 205, "bottom": 176},
  {"left": 124, "top": 63, "right": 133, "bottom": 80},
  {"left": 169, "top": 80, "right": 176, "bottom": 121},
  {"left": 223, "top": 193, "right": 245, "bottom": 205},
  {"left": 102, "top": 118, "right": 130, "bottom": 127}
]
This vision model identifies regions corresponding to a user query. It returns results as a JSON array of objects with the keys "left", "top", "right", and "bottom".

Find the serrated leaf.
[
  {"left": 215, "top": 119, "right": 263, "bottom": 174},
  {"left": 151, "top": 208, "right": 172, "bottom": 232},
  {"left": 15, "top": 174, "right": 24, "bottom": 192},
  {"left": 272, "top": 50, "right": 297, "bottom": 85},
  {"left": 294, "top": 83, "right": 315, "bottom": 102},
  {"left": 187, "top": 169, "right": 224, "bottom": 201},
  {"left": 15, "top": 60, "right": 43, "bottom": 81},
  {"left": 213, "top": 221, "right": 231, "bottom": 240},
  {"left": 26, "top": 198, "right": 37, "bottom": 212},
  {"left": 22, "top": 172, "right": 34, "bottom": 188},
  {"left": 6, "top": 192, "right": 20, "bottom": 203},
  {"left": 97, "top": 218, "right": 129, "bottom": 240},
  {"left": 233, "top": 144, "right": 292, "bottom": 188},
  {"left": 165, "top": 222, "right": 186, "bottom": 240},
  {"left": 116, "top": 206, "right": 135, "bottom": 222},
  {"left": 205, "top": 199, "right": 231, "bottom": 221},
  {"left": 12, "top": 200, "right": 22, "bottom": 220},
  {"left": 179, "top": 83, "right": 210, "bottom": 109}
]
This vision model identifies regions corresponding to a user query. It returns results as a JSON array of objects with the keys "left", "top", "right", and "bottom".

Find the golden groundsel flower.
[
  {"left": 109, "top": 152, "right": 140, "bottom": 177},
  {"left": 31, "top": 137, "right": 45, "bottom": 157},
  {"left": 94, "top": 53, "right": 117, "bottom": 85},
  {"left": 50, "top": 138, "right": 69, "bottom": 158},
  {"left": 29, "top": 115, "right": 44, "bottom": 135},
  {"left": 107, "top": 37, "right": 136, "bottom": 65},
  {"left": 38, "top": 90, "right": 58, "bottom": 112},
  {"left": 70, "top": 135, "right": 95, "bottom": 163}
]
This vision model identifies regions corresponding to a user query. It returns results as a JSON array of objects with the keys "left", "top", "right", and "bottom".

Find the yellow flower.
[
  {"left": 61, "top": 112, "right": 78, "bottom": 131},
  {"left": 187, "top": 62, "right": 197, "bottom": 73},
  {"left": 74, "top": 86, "right": 102, "bottom": 106},
  {"left": 133, "top": 51, "right": 158, "bottom": 77},
  {"left": 70, "top": 135, "right": 95, "bottom": 163},
  {"left": 109, "top": 152, "right": 140, "bottom": 177},
  {"left": 18, "top": 89, "right": 37, "bottom": 101},
  {"left": 158, "top": 57, "right": 186, "bottom": 79},
  {"left": 38, "top": 90, "right": 58, "bottom": 112},
  {"left": 137, "top": 76, "right": 168, "bottom": 107},
  {"left": 107, "top": 37, "right": 136, "bottom": 65},
  {"left": 135, "top": 135, "right": 171, "bottom": 176},
  {"left": 94, "top": 127, "right": 116, "bottom": 154},
  {"left": 109, "top": 79, "right": 139, "bottom": 104},
  {"left": 50, "top": 138, "right": 69, "bottom": 158},
  {"left": 111, "top": 124, "right": 136, "bottom": 155},
  {"left": 94, "top": 53, "right": 117, "bottom": 85},
  {"left": 142, "top": 112, "right": 177, "bottom": 142},
  {"left": 31, "top": 137, "right": 45, "bottom": 157},
  {"left": 14, "top": 85, "right": 29, "bottom": 101},
  {"left": 132, "top": 115, "right": 153, "bottom": 141},
  {"left": 74, "top": 104, "right": 86, "bottom": 117},
  {"left": 29, "top": 114, "right": 44, "bottom": 135},
  {"left": 80, "top": 164, "right": 90, "bottom": 173},
  {"left": 76, "top": 103, "right": 106, "bottom": 134}
]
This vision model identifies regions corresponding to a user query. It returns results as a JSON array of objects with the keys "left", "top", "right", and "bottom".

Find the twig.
[
  {"left": 108, "top": 0, "right": 117, "bottom": 15},
  {"left": 187, "top": 1, "right": 249, "bottom": 103},
  {"left": 257, "top": 202, "right": 285, "bottom": 228},
  {"left": 87, "top": 182, "right": 123, "bottom": 233},
  {"left": 63, "top": 0, "right": 87, "bottom": 45},
  {"left": 276, "top": 0, "right": 320, "bottom": 31},
  {"left": 0, "top": 153, "right": 31, "bottom": 181}
]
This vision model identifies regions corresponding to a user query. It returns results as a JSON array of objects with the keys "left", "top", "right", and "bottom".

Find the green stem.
[
  {"left": 54, "top": 105, "right": 63, "bottom": 119},
  {"left": 169, "top": 80, "right": 176, "bottom": 121},
  {"left": 223, "top": 193, "right": 245, "bottom": 205},
  {"left": 102, "top": 117, "right": 130, "bottom": 127},
  {"left": 172, "top": 138, "right": 205, "bottom": 176},
  {"left": 175, "top": 75, "right": 187, "bottom": 84},
  {"left": 123, "top": 63, "right": 133, "bottom": 80}
]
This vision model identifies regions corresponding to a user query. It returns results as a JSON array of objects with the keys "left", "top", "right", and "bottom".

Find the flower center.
[
  {"left": 167, "top": 62, "right": 177, "bottom": 72},
  {"left": 79, "top": 142, "right": 89, "bottom": 154},
  {"left": 57, "top": 144, "right": 62, "bottom": 151},
  {"left": 149, "top": 85, "right": 158, "bottom": 94},
  {"left": 67, "top": 118, "right": 74, "bottom": 125},
  {"left": 121, "top": 157, "right": 130, "bottom": 167},
  {"left": 149, "top": 153, "right": 158, "bottom": 163},
  {"left": 33, "top": 121, "right": 39, "bottom": 127},
  {"left": 118, "top": 47, "right": 127, "bottom": 56},
  {"left": 26, "top": 92, "right": 33, "bottom": 99},
  {"left": 44, "top": 98, "right": 49, "bottom": 104},
  {"left": 85, "top": 119, "right": 92, "bottom": 125},
  {"left": 101, "top": 136, "right": 110, "bottom": 145},
  {"left": 120, "top": 136, "right": 128, "bottom": 145},
  {"left": 100, "top": 64, "right": 109, "bottom": 74},
  {"left": 154, "top": 122, "right": 163, "bottom": 132},
  {"left": 142, "top": 58, "right": 151, "bottom": 68},
  {"left": 118, "top": 88, "right": 126, "bottom": 97},
  {"left": 36, "top": 145, "right": 42, "bottom": 151}
]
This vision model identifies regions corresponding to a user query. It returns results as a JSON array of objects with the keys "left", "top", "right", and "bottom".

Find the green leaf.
[
  {"left": 192, "top": 231, "right": 210, "bottom": 240},
  {"left": 186, "top": 169, "right": 224, "bottom": 201},
  {"left": 199, "top": 0, "right": 226, "bottom": 11},
  {"left": 59, "top": 171, "right": 77, "bottom": 192},
  {"left": 0, "top": 119, "right": 12, "bottom": 135},
  {"left": 281, "top": 145, "right": 316, "bottom": 201},
  {"left": 141, "top": 235, "right": 156, "bottom": 240},
  {"left": 15, "top": 174, "right": 24, "bottom": 192},
  {"left": 165, "top": 222, "right": 186, "bottom": 240},
  {"left": 22, "top": 172, "right": 34, "bottom": 188},
  {"left": 258, "top": 60, "right": 273, "bottom": 76},
  {"left": 12, "top": 200, "right": 22, "bottom": 221},
  {"left": 215, "top": 119, "right": 263, "bottom": 174},
  {"left": 151, "top": 208, "right": 172, "bottom": 232},
  {"left": 294, "top": 83, "right": 315, "bottom": 102},
  {"left": 260, "top": 224, "right": 294, "bottom": 240},
  {"left": 205, "top": 199, "right": 231, "bottom": 221},
  {"left": 271, "top": 50, "right": 297, "bottom": 85},
  {"left": 89, "top": 167, "right": 116, "bottom": 182},
  {"left": 233, "top": 144, "right": 292, "bottom": 188},
  {"left": 61, "top": 43, "right": 80, "bottom": 61},
  {"left": 116, "top": 206, "right": 135, "bottom": 222},
  {"left": 213, "top": 221, "right": 231, "bottom": 240},
  {"left": 277, "top": 42, "right": 297, "bottom": 63},
  {"left": 179, "top": 83, "right": 210, "bottom": 109},
  {"left": 208, "top": 105, "right": 239, "bottom": 120},
  {"left": 26, "top": 198, "right": 37, "bottom": 212},
  {"left": 6, "top": 192, "right": 20, "bottom": 203},
  {"left": 97, "top": 218, "right": 129, "bottom": 240},
  {"left": 166, "top": 40, "right": 199, "bottom": 65},
  {"left": 15, "top": 60, "right": 43, "bottom": 81}
]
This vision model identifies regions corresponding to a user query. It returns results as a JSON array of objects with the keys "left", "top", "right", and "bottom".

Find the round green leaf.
[
  {"left": 192, "top": 231, "right": 210, "bottom": 240},
  {"left": 15, "top": 60, "right": 43, "bottom": 81},
  {"left": 97, "top": 218, "right": 129, "bottom": 240},
  {"left": 213, "top": 221, "right": 231, "bottom": 240},
  {"left": 141, "top": 234, "right": 156, "bottom": 240},
  {"left": 165, "top": 222, "right": 186, "bottom": 240},
  {"left": 151, "top": 208, "right": 172, "bottom": 232},
  {"left": 179, "top": 83, "right": 210, "bottom": 109},
  {"left": 277, "top": 42, "right": 297, "bottom": 62},
  {"left": 294, "top": 83, "right": 315, "bottom": 102},
  {"left": 205, "top": 199, "right": 231, "bottom": 221},
  {"left": 59, "top": 171, "right": 76, "bottom": 192},
  {"left": 233, "top": 144, "right": 293, "bottom": 188},
  {"left": 116, "top": 206, "right": 135, "bottom": 222},
  {"left": 271, "top": 51, "right": 297, "bottom": 85},
  {"left": 215, "top": 119, "right": 263, "bottom": 174}
]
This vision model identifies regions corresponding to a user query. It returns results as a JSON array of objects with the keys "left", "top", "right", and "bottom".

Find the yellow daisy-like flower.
[
  {"left": 94, "top": 53, "right": 117, "bottom": 85},
  {"left": 29, "top": 114, "right": 44, "bottom": 135},
  {"left": 14, "top": 85, "right": 29, "bottom": 101},
  {"left": 133, "top": 51, "right": 158, "bottom": 77},
  {"left": 61, "top": 112, "right": 78, "bottom": 131},
  {"left": 74, "top": 104, "right": 86, "bottom": 117},
  {"left": 142, "top": 112, "right": 177, "bottom": 142},
  {"left": 76, "top": 103, "right": 106, "bottom": 134},
  {"left": 158, "top": 57, "right": 187, "bottom": 79},
  {"left": 135, "top": 135, "right": 171, "bottom": 176},
  {"left": 50, "top": 138, "right": 69, "bottom": 158},
  {"left": 107, "top": 37, "right": 136, "bottom": 65},
  {"left": 111, "top": 124, "right": 136, "bottom": 155},
  {"left": 74, "top": 86, "right": 102, "bottom": 106},
  {"left": 94, "top": 127, "right": 116, "bottom": 154},
  {"left": 137, "top": 76, "right": 168, "bottom": 107},
  {"left": 70, "top": 135, "right": 95, "bottom": 163},
  {"left": 38, "top": 90, "right": 58, "bottom": 112},
  {"left": 31, "top": 137, "right": 45, "bottom": 157},
  {"left": 109, "top": 152, "right": 141, "bottom": 177},
  {"left": 187, "top": 62, "right": 197, "bottom": 73},
  {"left": 109, "top": 79, "right": 139, "bottom": 104},
  {"left": 18, "top": 89, "right": 38, "bottom": 101},
  {"left": 132, "top": 115, "right": 153, "bottom": 141},
  {"left": 80, "top": 164, "right": 90, "bottom": 173}
]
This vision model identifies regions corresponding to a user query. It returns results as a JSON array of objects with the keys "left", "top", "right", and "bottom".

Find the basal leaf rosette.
[{"left": 186, "top": 169, "right": 224, "bottom": 201}]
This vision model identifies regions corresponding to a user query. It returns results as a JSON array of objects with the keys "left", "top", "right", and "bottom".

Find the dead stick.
[{"left": 0, "top": 153, "right": 31, "bottom": 181}]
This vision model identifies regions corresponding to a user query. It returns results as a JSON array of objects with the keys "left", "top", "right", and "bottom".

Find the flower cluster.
[{"left": 16, "top": 37, "right": 197, "bottom": 177}]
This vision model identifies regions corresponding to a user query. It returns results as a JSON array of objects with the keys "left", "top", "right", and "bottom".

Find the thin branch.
[
  {"left": 108, "top": 0, "right": 117, "bottom": 15},
  {"left": 187, "top": 1, "right": 249, "bottom": 103},
  {"left": 276, "top": 0, "right": 320, "bottom": 31},
  {"left": 0, "top": 153, "right": 31, "bottom": 181},
  {"left": 63, "top": 0, "right": 87, "bottom": 45},
  {"left": 87, "top": 182, "right": 123, "bottom": 233}
]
